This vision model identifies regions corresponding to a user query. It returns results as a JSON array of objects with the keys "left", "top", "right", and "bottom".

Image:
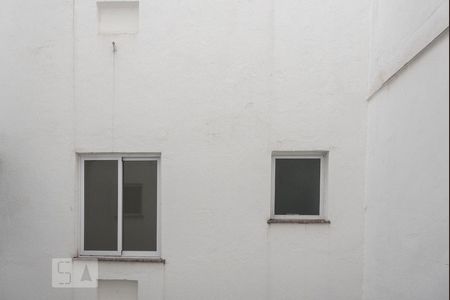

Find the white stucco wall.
[
  {"left": 0, "top": 0, "right": 76, "bottom": 299},
  {"left": 1, "top": 0, "right": 370, "bottom": 299},
  {"left": 363, "top": 31, "right": 449, "bottom": 300},
  {"left": 368, "top": 0, "right": 449, "bottom": 95}
]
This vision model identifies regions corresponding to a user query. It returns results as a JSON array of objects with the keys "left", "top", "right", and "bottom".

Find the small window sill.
[
  {"left": 74, "top": 256, "right": 165, "bottom": 263},
  {"left": 267, "top": 219, "right": 331, "bottom": 224}
]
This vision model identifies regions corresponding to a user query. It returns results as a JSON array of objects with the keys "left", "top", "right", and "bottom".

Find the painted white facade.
[
  {"left": 0, "top": 0, "right": 447, "bottom": 300},
  {"left": 364, "top": 29, "right": 449, "bottom": 300},
  {"left": 368, "top": 0, "right": 449, "bottom": 95}
]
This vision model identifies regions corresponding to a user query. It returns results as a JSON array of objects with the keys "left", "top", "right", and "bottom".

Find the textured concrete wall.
[{"left": 364, "top": 31, "right": 449, "bottom": 300}]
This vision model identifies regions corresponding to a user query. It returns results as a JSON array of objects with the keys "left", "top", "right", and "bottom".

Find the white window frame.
[
  {"left": 271, "top": 151, "right": 328, "bottom": 220},
  {"left": 79, "top": 153, "right": 161, "bottom": 258}
]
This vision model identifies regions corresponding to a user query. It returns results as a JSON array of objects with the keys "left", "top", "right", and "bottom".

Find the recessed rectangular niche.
[
  {"left": 98, "top": 280, "right": 138, "bottom": 300},
  {"left": 97, "top": 1, "right": 139, "bottom": 34}
]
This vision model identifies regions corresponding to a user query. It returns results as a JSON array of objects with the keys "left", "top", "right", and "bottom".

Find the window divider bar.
[
  {"left": 117, "top": 158, "right": 123, "bottom": 254},
  {"left": 80, "top": 158, "right": 85, "bottom": 254}
]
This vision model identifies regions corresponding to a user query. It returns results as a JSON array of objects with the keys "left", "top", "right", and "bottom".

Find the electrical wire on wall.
[{"left": 111, "top": 41, "right": 117, "bottom": 151}]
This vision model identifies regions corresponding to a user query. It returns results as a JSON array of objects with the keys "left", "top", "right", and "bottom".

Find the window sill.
[
  {"left": 267, "top": 219, "right": 331, "bottom": 224},
  {"left": 74, "top": 256, "right": 165, "bottom": 264}
]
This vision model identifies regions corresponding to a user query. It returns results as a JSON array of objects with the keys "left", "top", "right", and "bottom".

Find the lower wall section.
[{"left": 364, "top": 31, "right": 449, "bottom": 300}]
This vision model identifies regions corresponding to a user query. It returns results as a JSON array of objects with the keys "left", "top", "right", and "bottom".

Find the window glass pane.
[
  {"left": 123, "top": 160, "right": 157, "bottom": 251},
  {"left": 84, "top": 160, "right": 118, "bottom": 251},
  {"left": 275, "top": 158, "right": 321, "bottom": 215}
]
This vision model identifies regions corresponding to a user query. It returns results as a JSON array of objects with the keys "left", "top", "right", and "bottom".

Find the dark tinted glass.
[
  {"left": 84, "top": 160, "right": 118, "bottom": 251},
  {"left": 275, "top": 158, "right": 321, "bottom": 215},
  {"left": 123, "top": 161, "right": 157, "bottom": 251}
]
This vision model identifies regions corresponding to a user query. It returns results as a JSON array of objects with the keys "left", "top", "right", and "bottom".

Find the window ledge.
[
  {"left": 267, "top": 219, "right": 331, "bottom": 224},
  {"left": 74, "top": 256, "right": 165, "bottom": 263}
]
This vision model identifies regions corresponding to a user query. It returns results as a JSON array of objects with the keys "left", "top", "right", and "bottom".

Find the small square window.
[
  {"left": 80, "top": 154, "right": 160, "bottom": 257},
  {"left": 271, "top": 152, "right": 327, "bottom": 220}
]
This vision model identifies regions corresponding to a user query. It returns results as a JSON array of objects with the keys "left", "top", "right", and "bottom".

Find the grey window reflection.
[
  {"left": 84, "top": 160, "right": 118, "bottom": 251},
  {"left": 275, "top": 158, "right": 321, "bottom": 215},
  {"left": 123, "top": 160, "right": 157, "bottom": 251}
]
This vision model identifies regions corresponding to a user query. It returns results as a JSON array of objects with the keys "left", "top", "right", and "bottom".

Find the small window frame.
[
  {"left": 79, "top": 153, "right": 161, "bottom": 258},
  {"left": 271, "top": 151, "right": 328, "bottom": 220}
]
